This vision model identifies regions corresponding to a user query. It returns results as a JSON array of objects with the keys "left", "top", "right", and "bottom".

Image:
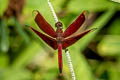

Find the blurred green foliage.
[
  {"left": 0, "top": 0, "right": 120, "bottom": 80},
  {"left": 111, "top": 0, "right": 120, "bottom": 3}
]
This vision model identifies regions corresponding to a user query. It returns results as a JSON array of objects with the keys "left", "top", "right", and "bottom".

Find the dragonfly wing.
[
  {"left": 35, "top": 11, "right": 56, "bottom": 38},
  {"left": 63, "top": 11, "right": 86, "bottom": 38},
  {"left": 62, "top": 28, "right": 96, "bottom": 49},
  {"left": 31, "top": 27, "right": 57, "bottom": 50}
]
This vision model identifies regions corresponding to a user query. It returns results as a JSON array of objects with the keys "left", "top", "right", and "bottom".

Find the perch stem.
[
  {"left": 48, "top": 0, "right": 58, "bottom": 23},
  {"left": 65, "top": 49, "right": 76, "bottom": 80}
]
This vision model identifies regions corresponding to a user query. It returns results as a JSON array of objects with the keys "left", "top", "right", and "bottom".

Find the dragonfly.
[{"left": 30, "top": 10, "right": 96, "bottom": 73}]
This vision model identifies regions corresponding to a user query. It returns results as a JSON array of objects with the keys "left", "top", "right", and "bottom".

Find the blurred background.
[{"left": 0, "top": 0, "right": 120, "bottom": 80}]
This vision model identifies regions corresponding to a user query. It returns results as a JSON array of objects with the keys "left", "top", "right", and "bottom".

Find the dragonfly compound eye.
[{"left": 55, "top": 22, "right": 63, "bottom": 28}]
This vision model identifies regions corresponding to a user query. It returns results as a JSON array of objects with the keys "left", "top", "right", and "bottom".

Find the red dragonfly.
[{"left": 30, "top": 11, "right": 96, "bottom": 73}]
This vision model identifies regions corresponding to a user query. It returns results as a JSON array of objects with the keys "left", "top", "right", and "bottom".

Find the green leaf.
[
  {"left": 2, "top": 68, "right": 32, "bottom": 80},
  {"left": 0, "top": 0, "right": 8, "bottom": 16},
  {"left": 68, "top": 0, "right": 119, "bottom": 13},
  {"left": 13, "top": 18, "right": 30, "bottom": 44},
  {"left": 107, "top": 63, "right": 120, "bottom": 80},
  {"left": 0, "top": 19, "right": 9, "bottom": 53},
  {"left": 0, "top": 55, "right": 8, "bottom": 68},
  {"left": 111, "top": 0, "right": 120, "bottom": 3},
  {"left": 97, "top": 35, "right": 120, "bottom": 56},
  {"left": 12, "top": 42, "right": 43, "bottom": 68},
  {"left": 108, "top": 18, "right": 120, "bottom": 35}
]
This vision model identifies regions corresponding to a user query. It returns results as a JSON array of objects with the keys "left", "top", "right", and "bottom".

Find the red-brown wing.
[
  {"left": 31, "top": 27, "right": 57, "bottom": 50},
  {"left": 62, "top": 28, "right": 96, "bottom": 49},
  {"left": 35, "top": 11, "right": 56, "bottom": 38},
  {"left": 63, "top": 11, "right": 86, "bottom": 38}
]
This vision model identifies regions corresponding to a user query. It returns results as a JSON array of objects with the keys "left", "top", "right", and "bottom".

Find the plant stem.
[
  {"left": 48, "top": 0, "right": 58, "bottom": 23},
  {"left": 65, "top": 49, "right": 76, "bottom": 80}
]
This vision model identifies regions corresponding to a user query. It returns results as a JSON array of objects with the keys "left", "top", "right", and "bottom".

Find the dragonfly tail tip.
[{"left": 59, "top": 73, "right": 63, "bottom": 76}]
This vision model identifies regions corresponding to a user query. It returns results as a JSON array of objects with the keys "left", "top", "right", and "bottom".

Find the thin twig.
[
  {"left": 48, "top": 0, "right": 58, "bottom": 23},
  {"left": 65, "top": 49, "right": 76, "bottom": 80}
]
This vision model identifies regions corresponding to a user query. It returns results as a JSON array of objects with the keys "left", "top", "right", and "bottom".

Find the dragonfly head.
[{"left": 55, "top": 22, "right": 63, "bottom": 29}]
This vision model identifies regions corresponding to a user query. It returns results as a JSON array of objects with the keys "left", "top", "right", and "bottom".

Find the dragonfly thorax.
[
  {"left": 56, "top": 31, "right": 63, "bottom": 43},
  {"left": 56, "top": 22, "right": 63, "bottom": 43}
]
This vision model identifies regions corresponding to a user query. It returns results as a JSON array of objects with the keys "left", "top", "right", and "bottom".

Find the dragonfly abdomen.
[{"left": 58, "top": 43, "right": 63, "bottom": 73}]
